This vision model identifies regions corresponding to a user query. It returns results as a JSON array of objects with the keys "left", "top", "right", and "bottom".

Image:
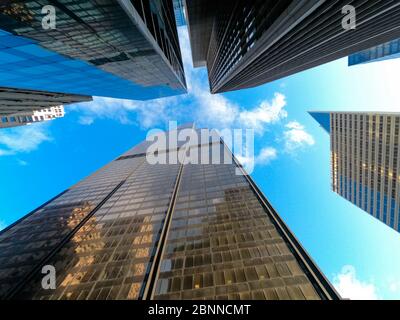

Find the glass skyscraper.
[
  {"left": 0, "top": 125, "right": 339, "bottom": 300},
  {"left": 310, "top": 112, "right": 400, "bottom": 233},
  {"left": 0, "top": 0, "right": 186, "bottom": 101},
  {"left": 349, "top": 38, "right": 400, "bottom": 66},
  {"left": 184, "top": 0, "right": 400, "bottom": 93}
]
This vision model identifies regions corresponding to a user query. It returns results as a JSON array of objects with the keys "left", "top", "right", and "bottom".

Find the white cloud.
[
  {"left": 235, "top": 146, "right": 277, "bottom": 169},
  {"left": 283, "top": 121, "right": 315, "bottom": 152},
  {"left": 70, "top": 94, "right": 182, "bottom": 129},
  {"left": 238, "top": 93, "right": 287, "bottom": 133},
  {"left": 194, "top": 89, "right": 239, "bottom": 127},
  {"left": 70, "top": 97, "right": 139, "bottom": 126},
  {"left": 256, "top": 147, "right": 278, "bottom": 165},
  {"left": 69, "top": 27, "right": 287, "bottom": 136},
  {"left": 333, "top": 265, "right": 380, "bottom": 300},
  {"left": 0, "top": 123, "right": 52, "bottom": 156}
]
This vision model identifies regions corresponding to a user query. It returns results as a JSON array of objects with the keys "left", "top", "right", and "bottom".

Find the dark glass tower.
[
  {"left": 0, "top": 0, "right": 186, "bottom": 100},
  {"left": 0, "top": 125, "right": 339, "bottom": 300},
  {"left": 185, "top": 0, "right": 400, "bottom": 93}
]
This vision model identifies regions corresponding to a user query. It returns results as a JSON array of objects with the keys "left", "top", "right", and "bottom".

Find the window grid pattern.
[
  {"left": 0, "top": 131, "right": 337, "bottom": 300},
  {"left": 0, "top": 157, "right": 145, "bottom": 298},
  {"left": 187, "top": 0, "right": 400, "bottom": 93},
  {"left": 349, "top": 38, "right": 400, "bottom": 65},
  {"left": 17, "top": 159, "right": 181, "bottom": 300},
  {"left": 330, "top": 112, "right": 400, "bottom": 231},
  {"left": 0, "top": 0, "right": 185, "bottom": 100},
  {"left": 153, "top": 145, "right": 321, "bottom": 300}
]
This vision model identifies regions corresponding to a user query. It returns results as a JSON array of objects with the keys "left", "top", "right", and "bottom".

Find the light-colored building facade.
[
  {"left": 310, "top": 111, "right": 400, "bottom": 232},
  {"left": 0, "top": 106, "right": 65, "bottom": 129}
]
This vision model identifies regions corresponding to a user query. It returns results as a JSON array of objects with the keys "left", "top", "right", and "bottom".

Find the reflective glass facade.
[
  {"left": 0, "top": 0, "right": 186, "bottom": 100},
  {"left": 153, "top": 145, "right": 329, "bottom": 300},
  {"left": 311, "top": 112, "right": 400, "bottom": 233},
  {"left": 0, "top": 127, "right": 339, "bottom": 300},
  {"left": 349, "top": 38, "right": 400, "bottom": 66}
]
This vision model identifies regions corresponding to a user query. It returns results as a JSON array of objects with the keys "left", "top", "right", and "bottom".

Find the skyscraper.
[
  {"left": 173, "top": 0, "right": 186, "bottom": 26},
  {"left": 349, "top": 38, "right": 400, "bottom": 66},
  {"left": 310, "top": 111, "right": 400, "bottom": 233},
  {"left": 0, "top": 125, "right": 339, "bottom": 300},
  {"left": 185, "top": 0, "right": 400, "bottom": 93},
  {"left": 0, "top": 105, "right": 65, "bottom": 129},
  {"left": 0, "top": 0, "right": 186, "bottom": 101},
  {"left": 0, "top": 86, "right": 90, "bottom": 118}
]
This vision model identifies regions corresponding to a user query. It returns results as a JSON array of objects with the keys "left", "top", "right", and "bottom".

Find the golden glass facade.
[
  {"left": 0, "top": 129, "right": 339, "bottom": 300},
  {"left": 19, "top": 159, "right": 180, "bottom": 300},
  {"left": 152, "top": 144, "right": 332, "bottom": 300}
]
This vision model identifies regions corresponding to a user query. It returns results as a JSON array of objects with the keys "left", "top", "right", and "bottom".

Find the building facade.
[
  {"left": 185, "top": 0, "right": 400, "bottom": 93},
  {"left": 0, "top": 125, "right": 339, "bottom": 300},
  {"left": 349, "top": 38, "right": 400, "bottom": 66},
  {"left": 0, "top": 105, "right": 65, "bottom": 129},
  {"left": 0, "top": 0, "right": 186, "bottom": 101},
  {"left": 310, "top": 112, "right": 400, "bottom": 233},
  {"left": 0, "top": 86, "right": 90, "bottom": 117},
  {"left": 173, "top": 0, "right": 186, "bottom": 26}
]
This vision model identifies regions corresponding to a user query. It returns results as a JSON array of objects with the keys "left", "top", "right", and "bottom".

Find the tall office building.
[
  {"left": 349, "top": 38, "right": 400, "bottom": 66},
  {"left": 185, "top": 0, "right": 400, "bottom": 93},
  {"left": 173, "top": 0, "right": 186, "bottom": 26},
  {"left": 310, "top": 111, "right": 400, "bottom": 233},
  {"left": 0, "top": 0, "right": 186, "bottom": 101},
  {"left": 0, "top": 87, "right": 90, "bottom": 117},
  {"left": 0, "top": 105, "right": 65, "bottom": 129},
  {"left": 0, "top": 125, "right": 339, "bottom": 300}
]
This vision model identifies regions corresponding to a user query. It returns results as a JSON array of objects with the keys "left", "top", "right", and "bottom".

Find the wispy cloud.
[
  {"left": 69, "top": 27, "right": 313, "bottom": 164},
  {"left": 69, "top": 27, "right": 288, "bottom": 136},
  {"left": 256, "top": 147, "right": 278, "bottom": 165},
  {"left": 235, "top": 146, "right": 277, "bottom": 170},
  {"left": 333, "top": 265, "right": 380, "bottom": 300},
  {"left": 179, "top": 27, "right": 288, "bottom": 132},
  {"left": 69, "top": 95, "right": 181, "bottom": 129},
  {"left": 0, "top": 123, "right": 52, "bottom": 156},
  {"left": 238, "top": 93, "right": 287, "bottom": 134},
  {"left": 194, "top": 90, "right": 238, "bottom": 128},
  {"left": 283, "top": 121, "right": 315, "bottom": 152}
]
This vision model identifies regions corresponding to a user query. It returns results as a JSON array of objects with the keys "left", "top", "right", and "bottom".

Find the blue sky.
[{"left": 1, "top": 26, "right": 400, "bottom": 300}]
